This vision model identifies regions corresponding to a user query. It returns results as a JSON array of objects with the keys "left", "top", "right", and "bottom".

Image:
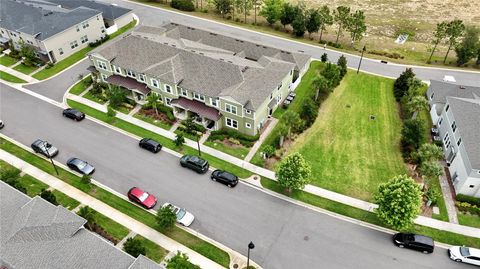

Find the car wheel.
[
  {"left": 422, "top": 250, "right": 429, "bottom": 254},
  {"left": 398, "top": 245, "right": 404, "bottom": 248},
  {"left": 228, "top": 184, "right": 233, "bottom": 188},
  {"left": 212, "top": 177, "right": 216, "bottom": 181},
  {"left": 454, "top": 259, "right": 462, "bottom": 262}
]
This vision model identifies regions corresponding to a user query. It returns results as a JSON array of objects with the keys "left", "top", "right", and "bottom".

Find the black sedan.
[
  {"left": 211, "top": 170, "right": 239, "bottom": 187},
  {"left": 67, "top": 157, "right": 95, "bottom": 175},
  {"left": 393, "top": 233, "right": 434, "bottom": 254},
  {"left": 139, "top": 138, "right": 162, "bottom": 153},
  {"left": 180, "top": 155, "right": 209, "bottom": 174},
  {"left": 63, "top": 108, "right": 85, "bottom": 121}
]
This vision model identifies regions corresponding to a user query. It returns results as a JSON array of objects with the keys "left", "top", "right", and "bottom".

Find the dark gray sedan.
[
  {"left": 31, "top": 139, "right": 59, "bottom": 158},
  {"left": 66, "top": 157, "right": 95, "bottom": 175}
]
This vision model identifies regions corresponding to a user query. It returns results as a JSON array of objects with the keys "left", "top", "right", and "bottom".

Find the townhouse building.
[
  {"left": 427, "top": 80, "right": 480, "bottom": 197},
  {"left": 88, "top": 23, "right": 311, "bottom": 136}
]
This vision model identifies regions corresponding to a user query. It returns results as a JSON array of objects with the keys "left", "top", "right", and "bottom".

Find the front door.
[{"left": 268, "top": 108, "right": 273, "bottom": 116}]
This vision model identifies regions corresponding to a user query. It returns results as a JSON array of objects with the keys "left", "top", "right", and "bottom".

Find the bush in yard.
[
  {"left": 105, "top": 85, "right": 127, "bottom": 108},
  {"left": 78, "top": 206, "right": 96, "bottom": 229},
  {"left": 300, "top": 98, "right": 318, "bottom": 128},
  {"left": 411, "top": 143, "right": 443, "bottom": 164},
  {"left": 167, "top": 252, "right": 200, "bottom": 269},
  {"left": 393, "top": 68, "right": 416, "bottom": 101},
  {"left": 281, "top": 110, "right": 302, "bottom": 138},
  {"left": 312, "top": 75, "right": 330, "bottom": 102},
  {"left": 425, "top": 185, "right": 440, "bottom": 205},
  {"left": 40, "top": 189, "right": 58, "bottom": 206},
  {"left": 262, "top": 145, "right": 276, "bottom": 158},
  {"left": 81, "top": 174, "right": 91, "bottom": 184},
  {"left": 374, "top": 174, "right": 422, "bottom": 230},
  {"left": 321, "top": 63, "right": 341, "bottom": 89},
  {"left": 174, "top": 132, "right": 185, "bottom": 147},
  {"left": 321, "top": 53, "right": 328, "bottom": 62},
  {"left": 0, "top": 167, "right": 26, "bottom": 194},
  {"left": 276, "top": 152, "right": 311, "bottom": 193},
  {"left": 107, "top": 106, "right": 117, "bottom": 118},
  {"left": 456, "top": 201, "right": 480, "bottom": 216},
  {"left": 456, "top": 194, "right": 480, "bottom": 207},
  {"left": 401, "top": 118, "right": 426, "bottom": 154},
  {"left": 123, "top": 237, "right": 146, "bottom": 258},
  {"left": 337, "top": 55, "right": 348, "bottom": 78},
  {"left": 157, "top": 205, "right": 177, "bottom": 230},
  {"left": 208, "top": 129, "right": 259, "bottom": 147},
  {"left": 419, "top": 161, "right": 443, "bottom": 180}
]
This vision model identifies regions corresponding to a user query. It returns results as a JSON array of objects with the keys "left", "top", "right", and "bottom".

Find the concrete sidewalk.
[
  {"left": 0, "top": 64, "right": 38, "bottom": 83},
  {"left": 0, "top": 149, "right": 226, "bottom": 269},
  {"left": 66, "top": 94, "right": 480, "bottom": 239}
]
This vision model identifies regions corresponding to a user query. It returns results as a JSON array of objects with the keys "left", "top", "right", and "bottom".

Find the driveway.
[{"left": 0, "top": 83, "right": 469, "bottom": 269}]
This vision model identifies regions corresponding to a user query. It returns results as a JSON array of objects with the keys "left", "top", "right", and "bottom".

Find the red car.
[{"left": 127, "top": 187, "right": 157, "bottom": 209}]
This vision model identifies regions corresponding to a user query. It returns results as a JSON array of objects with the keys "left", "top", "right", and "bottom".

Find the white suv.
[{"left": 449, "top": 246, "right": 480, "bottom": 266}]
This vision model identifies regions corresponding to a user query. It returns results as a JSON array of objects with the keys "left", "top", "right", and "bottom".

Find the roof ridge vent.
[{"left": 459, "top": 85, "right": 466, "bottom": 89}]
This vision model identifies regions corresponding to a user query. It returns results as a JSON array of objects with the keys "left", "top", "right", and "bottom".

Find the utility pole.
[{"left": 357, "top": 45, "right": 366, "bottom": 74}]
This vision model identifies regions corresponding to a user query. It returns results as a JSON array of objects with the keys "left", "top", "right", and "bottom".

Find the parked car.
[
  {"left": 139, "top": 138, "right": 162, "bottom": 153},
  {"left": 449, "top": 246, "right": 480, "bottom": 266},
  {"left": 66, "top": 157, "right": 95, "bottom": 175},
  {"left": 286, "top": 95, "right": 294, "bottom": 102},
  {"left": 31, "top": 139, "right": 59, "bottom": 158},
  {"left": 392, "top": 233, "right": 434, "bottom": 253},
  {"left": 431, "top": 127, "right": 439, "bottom": 135},
  {"left": 62, "top": 108, "right": 85, "bottom": 121},
  {"left": 162, "top": 203, "right": 195, "bottom": 227},
  {"left": 0, "top": 120, "right": 4, "bottom": 129},
  {"left": 180, "top": 155, "right": 209, "bottom": 174},
  {"left": 211, "top": 170, "right": 239, "bottom": 188},
  {"left": 283, "top": 99, "right": 291, "bottom": 108},
  {"left": 127, "top": 187, "right": 157, "bottom": 209},
  {"left": 433, "top": 135, "right": 442, "bottom": 142},
  {"left": 288, "top": 92, "right": 296, "bottom": 98}
]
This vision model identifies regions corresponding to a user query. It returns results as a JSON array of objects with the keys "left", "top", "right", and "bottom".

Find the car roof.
[
  {"left": 413, "top": 234, "right": 434, "bottom": 245},
  {"left": 130, "top": 187, "right": 144, "bottom": 197},
  {"left": 144, "top": 139, "right": 159, "bottom": 146},
  {"left": 69, "top": 158, "right": 84, "bottom": 165},
  {"left": 468, "top": 247, "right": 480, "bottom": 257},
  {"left": 219, "top": 171, "right": 236, "bottom": 180},
  {"left": 32, "top": 139, "right": 44, "bottom": 146}
]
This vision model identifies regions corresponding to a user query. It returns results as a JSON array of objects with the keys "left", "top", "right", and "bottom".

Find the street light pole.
[
  {"left": 196, "top": 134, "right": 201, "bottom": 156},
  {"left": 43, "top": 141, "right": 59, "bottom": 175},
  {"left": 357, "top": 45, "right": 366, "bottom": 74},
  {"left": 247, "top": 241, "right": 255, "bottom": 268}
]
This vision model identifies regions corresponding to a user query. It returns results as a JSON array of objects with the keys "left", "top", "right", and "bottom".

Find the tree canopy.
[{"left": 276, "top": 152, "right": 312, "bottom": 192}]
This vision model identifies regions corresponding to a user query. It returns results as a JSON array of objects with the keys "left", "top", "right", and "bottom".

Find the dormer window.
[
  {"left": 164, "top": 84, "right": 172, "bottom": 93},
  {"left": 126, "top": 70, "right": 136, "bottom": 78}
]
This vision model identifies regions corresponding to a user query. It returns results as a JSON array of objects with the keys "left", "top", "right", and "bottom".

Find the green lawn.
[
  {"left": 69, "top": 75, "right": 93, "bottom": 95},
  {"left": 52, "top": 190, "right": 81, "bottom": 210},
  {"left": 92, "top": 209, "right": 130, "bottom": 241},
  {"left": 261, "top": 177, "right": 480, "bottom": 248},
  {"left": 83, "top": 91, "right": 107, "bottom": 104},
  {"left": 133, "top": 112, "right": 172, "bottom": 130},
  {"left": 0, "top": 55, "right": 19, "bottom": 67},
  {"left": 204, "top": 140, "right": 250, "bottom": 159},
  {"left": 13, "top": 63, "right": 38, "bottom": 75},
  {"left": 0, "top": 137, "right": 230, "bottom": 268},
  {"left": 458, "top": 212, "right": 480, "bottom": 228},
  {"left": 32, "top": 20, "right": 136, "bottom": 80},
  {"left": 288, "top": 71, "right": 406, "bottom": 201},
  {"left": 19, "top": 174, "right": 49, "bottom": 197},
  {"left": 133, "top": 235, "right": 169, "bottom": 263},
  {"left": 0, "top": 71, "right": 27, "bottom": 83}
]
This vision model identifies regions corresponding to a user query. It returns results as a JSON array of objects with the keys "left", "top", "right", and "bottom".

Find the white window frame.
[
  {"left": 225, "top": 103, "right": 237, "bottom": 115},
  {"left": 80, "top": 35, "right": 88, "bottom": 44},
  {"left": 114, "top": 66, "right": 122, "bottom": 74},
  {"left": 193, "top": 92, "right": 205, "bottom": 101},
  {"left": 164, "top": 84, "right": 172, "bottom": 93},
  {"left": 180, "top": 88, "right": 188, "bottom": 97},
  {"left": 165, "top": 97, "right": 172, "bottom": 106},
  {"left": 58, "top": 48, "right": 63, "bottom": 55},
  {"left": 76, "top": 25, "right": 80, "bottom": 32},
  {"left": 211, "top": 98, "right": 218, "bottom": 107},
  {"left": 101, "top": 74, "right": 108, "bottom": 82},
  {"left": 225, "top": 117, "right": 238, "bottom": 129},
  {"left": 126, "top": 69, "right": 136, "bottom": 78},
  {"left": 97, "top": 60, "right": 108, "bottom": 71},
  {"left": 245, "top": 122, "right": 251, "bottom": 128},
  {"left": 151, "top": 78, "right": 159, "bottom": 88},
  {"left": 245, "top": 109, "right": 251, "bottom": 115},
  {"left": 82, "top": 21, "right": 89, "bottom": 29},
  {"left": 70, "top": 40, "right": 78, "bottom": 49},
  {"left": 138, "top": 74, "right": 145, "bottom": 82}
]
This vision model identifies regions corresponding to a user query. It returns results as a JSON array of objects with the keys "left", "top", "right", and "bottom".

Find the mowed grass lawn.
[{"left": 288, "top": 71, "right": 406, "bottom": 201}]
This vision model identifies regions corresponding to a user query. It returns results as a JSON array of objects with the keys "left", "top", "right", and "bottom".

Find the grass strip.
[
  {"left": 0, "top": 71, "right": 27, "bottom": 83},
  {"left": 69, "top": 75, "right": 93, "bottom": 95},
  {"left": 13, "top": 63, "right": 38, "bottom": 75},
  {"left": 52, "top": 189, "right": 81, "bottom": 210},
  {"left": 133, "top": 235, "right": 169, "bottom": 263},
  {"left": 0, "top": 137, "right": 230, "bottom": 267},
  {"left": 0, "top": 55, "right": 19, "bottom": 67},
  {"left": 261, "top": 177, "right": 480, "bottom": 248},
  {"left": 92, "top": 209, "right": 131, "bottom": 241}
]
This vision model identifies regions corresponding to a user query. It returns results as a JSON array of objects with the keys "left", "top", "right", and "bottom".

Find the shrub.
[
  {"left": 123, "top": 238, "right": 146, "bottom": 258},
  {"left": 456, "top": 194, "right": 480, "bottom": 207},
  {"left": 208, "top": 129, "right": 259, "bottom": 147},
  {"left": 228, "top": 137, "right": 241, "bottom": 145},
  {"left": 40, "top": 189, "right": 58, "bottom": 206},
  {"left": 321, "top": 53, "right": 328, "bottom": 62},
  {"left": 171, "top": 0, "right": 195, "bottom": 11},
  {"left": 81, "top": 175, "right": 91, "bottom": 184},
  {"left": 174, "top": 133, "right": 185, "bottom": 147},
  {"left": 425, "top": 187, "right": 440, "bottom": 205},
  {"left": 262, "top": 145, "right": 276, "bottom": 158},
  {"left": 456, "top": 201, "right": 480, "bottom": 216},
  {"left": 107, "top": 106, "right": 117, "bottom": 118}
]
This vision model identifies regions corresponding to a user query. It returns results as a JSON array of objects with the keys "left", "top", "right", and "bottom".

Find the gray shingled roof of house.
[
  {"left": 92, "top": 24, "right": 302, "bottom": 110},
  {"left": 446, "top": 97, "right": 480, "bottom": 169},
  {"left": 0, "top": 0, "right": 101, "bottom": 40},
  {"left": 427, "top": 80, "right": 480, "bottom": 105},
  {"left": 0, "top": 181, "right": 165, "bottom": 269},
  {"left": 44, "top": 0, "right": 132, "bottom": 20}
]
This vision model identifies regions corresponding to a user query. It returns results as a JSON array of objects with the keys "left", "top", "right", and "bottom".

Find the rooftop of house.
[
  {"left": 91, "top": 23, "right": 311, "bottom": 110},
  {"left": 0, "top": 181, "right": 164, "bottom": 269},
  {"left": 445, "top": 96, "right": 480, "bottom": 169},
  {"left": 44, "top": 0, "right": 132, "bottom": 21},
  {"left": 0, "top": 0, "right": 102, "bottom": 40},
  {"left": 427, "top": 80, "right": 480, "bottom": 107}
]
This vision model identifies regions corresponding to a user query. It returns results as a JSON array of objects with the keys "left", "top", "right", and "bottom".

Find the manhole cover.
[
  {"left": 304, "top": 236, "right": 309, "bottom": 241},
  {"left": 233, "top": 264, "right": 238, "bottom": 268},
  {"left": 253, "top": 176, "right": 259, "bottom": 180}
]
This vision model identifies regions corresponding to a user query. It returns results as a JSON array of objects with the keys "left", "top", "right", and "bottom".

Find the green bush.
[
  {"left": 208, "top": 129, "right": 259, "bottom": 147},
  {"left": 457, "top": 194, "right": 480, "bottom": 207},
  {"left": 425, "top": 187, "right": 439, "bottom": 205},
  {"left": 456, "top": 201, "right": 480, "bottom": 216},
  {"left": 171, "top": 0, "right": 195, "bottom": 11}
]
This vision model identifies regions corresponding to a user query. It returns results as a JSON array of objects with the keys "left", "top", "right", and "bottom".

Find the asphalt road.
[{"left": 0, "top": 84, "right": 471, "bottom": 269}]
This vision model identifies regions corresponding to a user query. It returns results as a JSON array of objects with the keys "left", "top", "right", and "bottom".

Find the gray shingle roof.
[
  {"left": 0, "top": 181, "right": 165, "bottom": 269},
  {"left": 446, "top": 97, "right": 480, "bottom": 169},
  {"left": 44, "top": 0, "right": 132, "bottom": 21},
  {"left": 0, "top": 0, "right": 101, "bottom": 40},
  {"left": 92, "top": 23, "right": 305, "bottom": 110}
]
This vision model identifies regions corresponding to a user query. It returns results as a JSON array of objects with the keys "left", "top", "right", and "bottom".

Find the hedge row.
[
  {"left": 456, "top": 194, "right": 480, "bottom": 207},
  {"left": 208, "top": 129, "right": 259, "bottom": 147}
]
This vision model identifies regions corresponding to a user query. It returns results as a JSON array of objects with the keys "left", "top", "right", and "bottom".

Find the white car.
[
  {"left": 162, "top": 203, "right": 194, "bottom": 227},
  {"left": 449, "top": 246, "right": 480, "bottom": 266}
]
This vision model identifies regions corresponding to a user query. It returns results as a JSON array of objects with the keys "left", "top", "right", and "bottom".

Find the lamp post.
[
  {"left": 247, "top": 241, "right": 255, "bottom": 268},
  {"left": 357, "top": 45, "right": 366, "bottom": 74},
  {"left": 43, "top": 141, "right": 58, "bottom": 175},
  {"left": 196, "top": 134, "right": 201, "bottom": 156}
]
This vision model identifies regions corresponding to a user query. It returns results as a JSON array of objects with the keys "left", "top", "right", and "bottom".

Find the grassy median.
[{"left": 0, "top": 71, "right": 27, "bottom": 83}]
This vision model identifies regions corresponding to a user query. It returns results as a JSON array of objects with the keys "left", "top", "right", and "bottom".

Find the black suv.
[
  {"left": 180, "top": 155, "right": 209, "bottom": 174},
  {"left": 211, "top": 170, "right": 239, "bottom": 187},
  {"left": 63, "top": 108, "right": 85, "bottom": 121},
  {"left": 393, "top": 233, "right": 434, "bottom": 254},
  {"left": 139, "top": 138, "right": 162, "bottom": 153}
]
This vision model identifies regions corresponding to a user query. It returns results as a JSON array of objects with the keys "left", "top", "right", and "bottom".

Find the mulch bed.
[
  {"left": 138, "top": 108, "right": 175, "bottom": 125},
  {"left": 87, "top": 223, "right": 118, "bottom": 245}
]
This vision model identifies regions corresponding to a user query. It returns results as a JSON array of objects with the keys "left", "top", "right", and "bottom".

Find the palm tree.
[
  {"left": 78, "top": 206, "right": 96, "bottom": 230},
  {"left": 146, "top": 93, "right": 160, "bottom": 116},
  {"left": 312, "top": 75, "right": 329, "bottom": 101},
  {"left": 407, "top": 96, "right": 429, "bottom": 118}
]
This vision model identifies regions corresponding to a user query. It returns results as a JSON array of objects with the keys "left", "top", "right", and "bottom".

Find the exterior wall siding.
[{"left": 113, "top": 12, "right": 134, "bottom": 28}]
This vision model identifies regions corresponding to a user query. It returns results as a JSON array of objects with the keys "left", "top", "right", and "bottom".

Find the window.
[
  {"left": 211, "top": 98, "right": 218, "bottom": 107},
  {"left": 97, "top": 16, "right": 100, "bottom": 20},
  {"left": 457, "top": 138, "right": 462, "bottom": 146},
  {"left": 290, "top": 70, "right": 293, "bottom": 75},
  {"left": 225, "top": 103, "right": 237, "bottom": 115},
  {"left": 114, "top": 66, "right": 121, "bottom": 74},
  {"left": 180, "top": 88, "right": 188, "bottom": 97},
  {"left": 70, "top": 40, "right": 78, "bottom": 49},
  {"left": 101, "top": 26, "right": 105, "bottom": 33},
  {"left": 58, "top": 48, "right": 64, "bottom": 55},
  {"left": 225, "top": 118, "right": 238, "bottom": 129},
  {"left": 193, "top": 92, "right": 205, "bottom": 101},
  {"left": 97, "top": 60, "right": 108, "bottom": 70},
  {"left": 151, "top": 79, "right": 159, "bottom": 88},
  {"left": 438, "top": 117, "right": 443, "bottom": 126},
  {"left": 470, "top": 185, "right": 475, "bottom": 188},
  {"left": 245, "top": 123, "right": 251, "bottom": 128},
  {"left": 126, "top": 70, "right": 136, "bottom": 78},
  {"left": 164, "top": 84, "right": 172, "bottom": 93},
  {"left": 245, "top": 109, "right": 251, "bottom": 115},
  {"left": 101, "top": 74, "right": 107, "bottom": 82},
  {"left": 76, "top": 25, "right": 80, "bottom": 32},
  {"left": 451, "top": 121, "right": 457, "bottom": 132},
  {"left": 278, "top": 82, "right": 282, "bottom": 90},
  {"left": 443, "top": 133, "right": 449, "bottom": 142},
  {"left": 430, "top": 92, "right": 434, "bottom": 100},
  {"left": 270, "top": 93, "right": 273, "bottom": 100},
  {"left": 138, "top": 74, "right": 145, "bottom": 82},
  {"left": 80, "top": 35, "right": 88, "bottom": 44},
  {"left": 165, "top": 97, "right": 172, "bottom": 106},
  {"left": 82, "top": 21, "right": 89, "bottom": 29},
  {"left": 445, "top": 104, "right": 450, "bottom": 112}
]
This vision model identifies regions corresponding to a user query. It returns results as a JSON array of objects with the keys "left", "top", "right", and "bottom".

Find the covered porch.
[
  {"left": 106, "top": 75, "right": 151, "bottom": 104},
  {"left": 171, "top": 97, "right": 221, "bottom": 130}
]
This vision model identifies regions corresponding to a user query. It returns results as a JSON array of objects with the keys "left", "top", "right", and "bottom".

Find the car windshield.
[
  {"left": 76, "top": 160, "right": 87, "bottom": 169},
  {"left": 176, "top": 208, "right": 186, "bottom": 219},
  {"left": 460, "top": 247, "right": 470, "bottom": 257},
  {"left": 138, "top": 192, "right": 149, "bottom": 202}
]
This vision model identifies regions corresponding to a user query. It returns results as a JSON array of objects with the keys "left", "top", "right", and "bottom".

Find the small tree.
[
  {"left": 416, "top": 143, "right": 444, "bottom": 164},
  {"left": 428, "top": 22, "right": 448, "bottom": 63},
  {"left": 347, "top": 10, "right": 366, "bottom": 43},
  {"left": 406, "top": 95, "right": 428, "bottom": 117},
  {"left": 305, "top": 8, "right": 321, "bottom": 39},
  {"left": 81, "top": 174, "right": 91, "bottom": 184},
  {"left": 333, "top": 6, "right": 351, "bottom": 45},
  {"left": 105, "top": 85, "right": 127, "bottom": 108},
  {"left": 146, "top": 93, "right": 160, "bottom": 115},
  {"left": 107, "top": 106, "right": 117, "bottom": 118},
  {"left": 213, "top": 0, "right": 233, "bottom": 18},
  {"left": 443, "top": 20, "right": 465, "bottom": 64},
  {"left": 281, "top": 110, "right": 302, "bottom": 138},
  {"left": 174, "top": 133, "right": 186, "bottom": 147},
  {"left": 419, "top": 161, "right": 443, "bottom": 180},
  {"left": 318, "top": 5, "right": 333, "bottom": 42},
  {"left": 300, "top": 98, "right": 318, "bottom": 127},
  {"left": 401, "top": 118, "right": 426, "bottom": 151},
  {"left": 321, "top": 63, "right": 341, "bottom": 88},
  {"left": 157, "top": 205, "right": 177, "bottom": 230},
  {"left": 276, "top": 152, "right": 312, "bottom": 193},
  {"left": 262, "top": 145, "right": 276, "bottom": 158},
  {"left": 167, "top": 252, "right": 200, "bottom": 269},
  {"left": 40, "top": 189, "right": 58, "bottom": 206},
  {"left": 320, "top": 53, "right": 328, "bottom": 62},
  {"left": 279, "top": 2, "right": 295, "bottom": 29},
  {"left": 455, "top": 26, "right": 479, "bottom": 66},
  {"left": 19, "top": 41, "right": 39, "bottom": 66},
  {"left": 123, "top": 237, "right": 146, "bottom": 258},
  {"left": 78, "top": 206, "right": 96, "bottom": 230},
  {"left": 337, "top": 55, "right": 348, "bottom": 78},
  {"left": 393, "top": 68, "right": 416, "bottom": 101},
  {"left": 312, "top": 75, "right": 329, "bottom": 101},
  {"left": 374, "top": 175, "right": 422, "bottom": 230},
  {"left": 0, "top": 168, "right": 26, "bottom": 194},
  {"left": 291, "top": 7, "right": 306, "bottom": 37},
  {"left": 260, "top": 0, "right": 283, "bottom": 25}
]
